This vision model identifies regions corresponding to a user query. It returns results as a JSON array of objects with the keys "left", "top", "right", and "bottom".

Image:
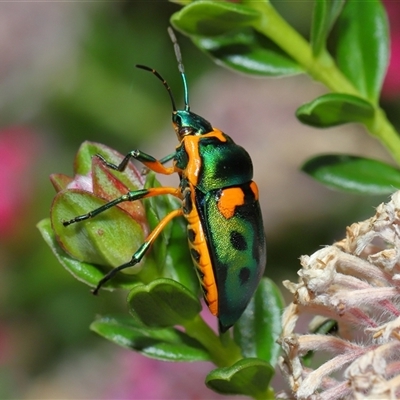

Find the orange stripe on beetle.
[
  {"left": 183, "top": 129, "right": 228, "bottom": 187},
  {"left": 250, "top": 181, "right": 259, "bottom": 200},
  {"left": 217, "top": 187, "right": 245, "bottom": 219}
]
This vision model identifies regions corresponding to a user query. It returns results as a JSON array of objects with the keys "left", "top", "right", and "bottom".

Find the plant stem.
[
  {"left": 183, "top": 315, "right": 242, "bottom": 367},
  {"left": 247, "top": 2, "right": 351, "bottom": 90},
  {"left": 247, "top": 1, "right": 400, "bottom": 165},
  {"left": 367, "top": 109, "right": 400, "bottom": 165}
]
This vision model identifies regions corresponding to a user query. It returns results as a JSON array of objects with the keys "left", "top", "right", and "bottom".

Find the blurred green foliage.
[{"left": 46, "top": 3, "right": 212, "bottom": 148}]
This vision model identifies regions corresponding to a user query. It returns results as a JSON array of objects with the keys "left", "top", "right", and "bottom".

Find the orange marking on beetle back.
[
  {"left": 217, "top": 187, "right": 245, "bottom": 219},
  {"left": 204, "top": 128, "right": 227, "bottom": 143},
  {"left": 182, "top": 129, "right": 227, "bottom": 187},
  {"left": 182, "top": 138, "right": 201, "bottom": 186},
  {"left": 250, "top": 181, "right": 259, "bottom": 200}
]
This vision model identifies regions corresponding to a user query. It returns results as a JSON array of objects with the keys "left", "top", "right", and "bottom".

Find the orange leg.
[{"left": 92, "top": 208, "right": 184, "bottom": 294}]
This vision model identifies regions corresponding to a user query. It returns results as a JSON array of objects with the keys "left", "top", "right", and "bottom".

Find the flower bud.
[{"left": 50, "top": 141, "right": 148, "bottom": 270}]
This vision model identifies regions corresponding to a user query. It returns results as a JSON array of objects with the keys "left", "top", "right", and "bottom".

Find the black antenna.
[
  {"left": 167, "top": 27, "right": 190, "bottom": 111},
  {"left": 135, "top": 64, "right": 177, "bottom": 112}
]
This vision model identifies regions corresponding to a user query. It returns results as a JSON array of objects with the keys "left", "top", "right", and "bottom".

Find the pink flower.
[
  {"left": 382, "top": 0, "right": 400, "bottom": 99},
  {"left": 0, "top": 126, "right": 42, "bottom": 238},
  {"left": 106, "top": 352, "right": 241, "bottom": 400}
]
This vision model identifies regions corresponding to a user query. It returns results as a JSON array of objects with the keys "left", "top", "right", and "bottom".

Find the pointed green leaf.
[
  {"left": 234, "top": 278, "right": 284, "bottom": 367},
  {"left": 206, "top": 358, "right": 274, "bottom": 398},
  {"left": 192, "top": 28, "right": 303, "bottom": 77},
  {"left": 91, "top": 316, "right": 211, "bottom": 361},
  {"left": 296, "top": 93, "right": 375, "bottom": 128},
  {"left": 302, "top": 155, "right": 400, "bottom": 195},
  {"left": 171, "top": 1, "right": 260, "bottom": 36},
  {"left": 37, "top": 218, "right": 137, "bottom": 289},
  {"left": 311, "top": 0, "right": 345, "bottom": 56},
  {"left": 127, "top": 278, "right": 201, "bottom": 328},
  {"left": 336, "top": 0, "right": 389, "bottom": 102},
  {"left": 50, "top": 173, "right": 73, "bottom": 192}
]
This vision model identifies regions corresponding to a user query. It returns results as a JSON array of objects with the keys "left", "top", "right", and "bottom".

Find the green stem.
[
  {"left": 248, "top": 1, "right": 357, "bottom": 93},
  {"left": 183, "top": 315, "right": 242, "bottom": 367},
  {"left": 246, "top": 1, "right": 400, "bottom": 165},
  {"left": 184, "top": 317, "right": 273, "bottom": 399},
  {"left": 367, "top": 109, "right": 400, "bottom": 165}
]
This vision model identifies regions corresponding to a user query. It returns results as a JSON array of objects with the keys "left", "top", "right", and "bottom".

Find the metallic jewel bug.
[{"left": 63, "top": 28, "right": 266, "bottom": 332}]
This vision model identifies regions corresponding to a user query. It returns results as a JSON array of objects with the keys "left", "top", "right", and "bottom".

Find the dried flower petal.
[{"left": 280, "top": 190, "right": 400, "bottom": 399}]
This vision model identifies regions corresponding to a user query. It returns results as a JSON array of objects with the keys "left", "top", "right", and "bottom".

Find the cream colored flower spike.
[{"left": 279, "top": 191, "right": 400, "bottom": 400}]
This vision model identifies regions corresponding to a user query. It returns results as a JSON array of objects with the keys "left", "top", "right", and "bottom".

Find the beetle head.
[{"left": 173, "top": 110, "right": 213, "bottom": 139}]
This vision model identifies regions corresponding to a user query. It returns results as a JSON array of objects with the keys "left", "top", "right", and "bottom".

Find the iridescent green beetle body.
[
  {"left": 63, "top": 28, "right": 266, "bottom": 332},
  {"left": 175, "top": 128, "right": 266, "bottom": 331}
]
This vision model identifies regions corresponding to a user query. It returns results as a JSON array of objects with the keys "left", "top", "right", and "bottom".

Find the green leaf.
[
  {"left": 311, "top": 0, "right": 345, "bottom": 56},
  {"left": 336, "top": 0, "right": 389, "bottom": 102},
  {"left": 51, "top": 190, "right": 145, "bottom": 269},
  {"left": 192, "top": 28, "right": 303, "bottom": 77},
  {"left": 234, "top": 278, "right": 284, "bottom": 367},
  {"left": 206, "top": 358, "right": 274, "bottom": 398},
  {"left": 50, "top": 173, "right": 73, "bottom": 192},
  {"left": 310, "top": 318, "right": 338, "bottom": 336},
  {"left": 296, "top": 93, "right": 375, "bottom": 128},
  {"left": 302, "top": 155, "right": 400, "bottom": 195},
  {"left": 91, "top": 316, "right": 211, "bottom": 361},
  {"left": 172, "top": 3, "right": 302, "bottom": 77},
  {"left": 127, "top": 278, "right": 201, "bottom": 327},
  {"left": 37, "top": 218, "right": 136, "bottom": 289},
  {"left": 171, "top": 1, "right": 260, "bottom": 36}
]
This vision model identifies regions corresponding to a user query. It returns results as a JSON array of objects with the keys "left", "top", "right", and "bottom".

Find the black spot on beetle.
[
  {"left": 182, "top": 190, "right": 193, "bottom": 215},
  {"left": 230, "top": 230, "right": 247, "bottom": 251},
  {"left": 194, "top": 263, "right": 204, "bottom": 278},
  {"left": 187, "top": 228, "right": 196, "bottom": 243},
  {"left": 190, "top": 248, "right": 201, "bottom": 263},
  {"left": 239, "top": 267, "right": 251, "bottom": 285}
]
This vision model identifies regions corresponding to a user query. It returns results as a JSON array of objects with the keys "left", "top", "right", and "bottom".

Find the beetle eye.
[
  {"left": 173, "top": 113, "right": 181, "bottom": 126},
  {"left": 180, "top": 126, "right": 193, "bottom": 136}
]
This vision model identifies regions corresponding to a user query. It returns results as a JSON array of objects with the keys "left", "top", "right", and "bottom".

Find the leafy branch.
[{"left": 171, "top": 0, "right": 400, "bottom": 195}]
